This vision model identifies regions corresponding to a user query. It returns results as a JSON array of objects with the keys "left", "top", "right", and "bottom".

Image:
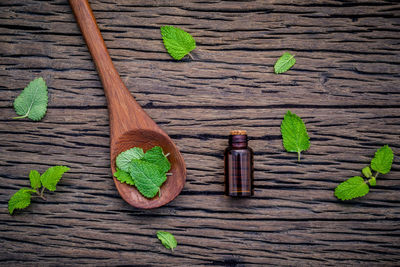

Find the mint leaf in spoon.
[
  {"left": 116, "top": 147, "right": 144, "bottom": 172},
  {"left": 130, "top": 159, "right": 167, "bottom": 198},
  {"left": 143, "top": 146, "right": 171, "bottom": 173},
  {"left": 114, "top": 168, "right": 135, "bottom": 185}
]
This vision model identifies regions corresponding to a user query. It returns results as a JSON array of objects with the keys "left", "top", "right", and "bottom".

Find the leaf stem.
[
  {"left": 40, "top": 187, "right": 46, "bottom": 200},
  {"left": 166, "top": 173, "right": 172, "bottom": 176},
  {"left": 35, "top": 188, "right": 46, "bottom": 200},
  {"left": 12, "top": 114, "right": 28, "bottom": 119},
  {"left": 32, "top": 195, "right": 46, "bottom": 200},
  {"left": 164, "top": 153, "right": 170, "bottom": 157},
  {"left": 374, "top": 172, "right": 379, "bottom": 179},
  {"left": 297, "top": 151, "right": 301, "bottom": 162},
  {"left": 188, "top": 53, "right": 194, "bottom": 60}
]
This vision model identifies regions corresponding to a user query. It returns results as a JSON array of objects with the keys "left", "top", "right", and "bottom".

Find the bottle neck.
[{"left": 229, "top": 134, "right": 248, "bottom": 148}]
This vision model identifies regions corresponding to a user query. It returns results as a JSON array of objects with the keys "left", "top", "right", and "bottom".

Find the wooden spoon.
[{"left": 69, "top": 0, "right": 186, "bottom": 209}]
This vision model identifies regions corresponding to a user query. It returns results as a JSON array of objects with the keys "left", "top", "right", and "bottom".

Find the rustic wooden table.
[{"left": 1, "top": 0, "right": 399, "bottom": 265}]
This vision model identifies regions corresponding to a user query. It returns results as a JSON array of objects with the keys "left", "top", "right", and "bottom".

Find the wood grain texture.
[{"left": 0, "top": 0, "right": 399, "bottom": 265}]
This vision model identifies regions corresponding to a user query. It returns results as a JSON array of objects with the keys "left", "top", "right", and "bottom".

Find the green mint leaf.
[
  {"left": 13, "top": 77, "right": 48, "bottom": 121},
  {"left": 280, "top": 110, "right": 310, "bottom": 161},
  {"left": 157, "top": 231, "right": 177, "bottom": 251},
  {"left": 29, "top": 170, "right": 41, "bottom": 190},
  {"left": 371, "top": 145, "right": 393, "bottom": 174},
  {"left": 334, "top": 176, "right": 369, "bottom": 200},
  {"left": 143, "top": 146, "right": 171, "bottom": 173},
  {"left": 8, "top": 188, "right": 36, "bottom": 215},
  {"left": 369, "top": 177, "right": 377, "bottom": 186},
  {"left": 116, "top": 147, "right": 144, "bottom": 172},
  {"left": 160, "top": 25, "right": 196, "bottom": 60},
  {"left": 114, "top": 168, "right": 135, "bottom": 185},
  {"left": 130, "top": 159, "right": 167, "bottom": 198},
  {"left": 274, "top": 52, "right": 296, "bottom": 74},
  {"left": 361, "top": 166, "right": 372, "bottom": 178},
  {"left": 40, "top": 166, "right": 70, "bottom": 191}
]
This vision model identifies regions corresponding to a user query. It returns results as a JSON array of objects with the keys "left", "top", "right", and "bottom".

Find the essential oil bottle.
[{"left": 224, "top": 130, "right": 254, "bottom": 197}]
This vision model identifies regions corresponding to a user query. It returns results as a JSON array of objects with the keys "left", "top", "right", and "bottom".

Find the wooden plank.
[{"left": 0, "top": 0, "right": 399, "bottom": 265}]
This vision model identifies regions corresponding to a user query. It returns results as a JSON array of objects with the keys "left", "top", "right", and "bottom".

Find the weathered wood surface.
[{"left": 1, "top": 0, "right": 399, "bottom": 265}]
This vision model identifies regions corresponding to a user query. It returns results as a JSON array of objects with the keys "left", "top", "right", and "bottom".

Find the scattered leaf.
[
  {"left": 160, "top": 25, "right": 196, "bottom": 60},
  {"left": 280, "top": 110, "right": 310, "bottom": 161},
  {"left": 335, "top": 176, "right": 369, "bottom": 201},
  {"left": 13, "top": 77, "right": 48, "bottom": 121},
  {"left": 274, "top": 52, "right": 296, "bottom": 74},
  {"left": 157, "top": 231, "right": 177, "bottom": 251}
]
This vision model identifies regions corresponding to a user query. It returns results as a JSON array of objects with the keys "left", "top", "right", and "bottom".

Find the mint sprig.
[
  {"left": 13, "top": 77, "right": 48, "bottom": 121},
  {"left": 160, "top": 26, "right": 196, "bottom": 60},
  {"left": 335, "top": 145, "right": 394, "bottom": 201},
  {"left": 8, "top": 166, "right": 70, "bottom": 214}
]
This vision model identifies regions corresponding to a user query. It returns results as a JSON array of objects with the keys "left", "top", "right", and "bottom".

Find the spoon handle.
[
  {"left": 70, "top": 0, "right": 156, "bottom": 135},
  {"left": 69, "top": 0, "right": 128, "bottom": 103}
]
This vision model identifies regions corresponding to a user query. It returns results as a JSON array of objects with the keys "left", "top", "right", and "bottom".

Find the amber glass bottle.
[{"left": 224, "top": 130, "right": 254, "bottom": 197}]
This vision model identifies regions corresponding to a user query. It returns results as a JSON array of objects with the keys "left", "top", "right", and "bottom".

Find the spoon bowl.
[
  {"left": 70, "top": 0, "right": 186, "bottom": 209},
  {"left": 111, "top": 130, "right": 185, "bottom": 209}
]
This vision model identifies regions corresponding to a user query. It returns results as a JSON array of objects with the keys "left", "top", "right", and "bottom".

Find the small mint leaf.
[
  {"left": 335, "top": 176, "right": 369, "bottom": 201},
  {"left": 13, "top": 77, "right": 48, "bottom": 121},
  {"left": 362, "top": 166, "right": 372, "bottom": 178},
  {"left": 157, "top": 231, "right": 177, "bottom": 251},
  {"left": 274, "top": 52, "right": 296, "bottom": 74},
  {"left": 160, "top": 26, "right": 196, "bottom": 60},
  {"left": 40, "top": 166, "right": 70, "bottom": 191},
  {"left": 130, "top": 159, "right": 166, "bottom": 198},
  {"left": 280, "top": 110, "right": 310, "bottom": 162},
  {"left": 369, "top": 177, "right": 377, "bottom": 186},
  {"left": 116, "top": 147, "right": 144, "bottom": 173},
  {"left": 8, "top": 188, "right": 36, "bottom": 215},
  {"left": 143, "top": 146, "right": 171, "bottom": 173},
  {"left": 29, "top": 170, "right": 41, "bottom": 190},
  {"left": 371, "top": 145, "right": 393, "bottom": 174},
  {"left": 114, "top": 168, "right": 135, "bottom": 185}
]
